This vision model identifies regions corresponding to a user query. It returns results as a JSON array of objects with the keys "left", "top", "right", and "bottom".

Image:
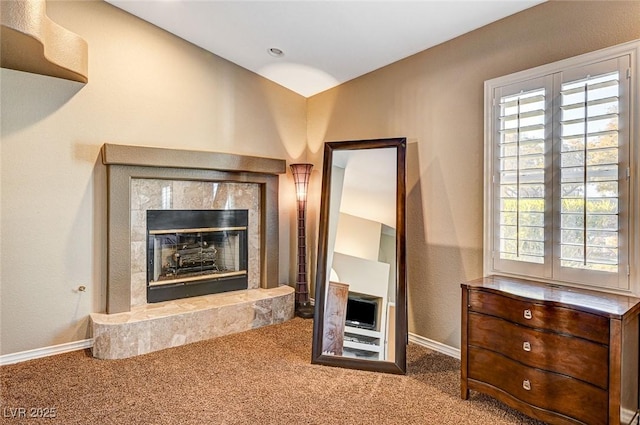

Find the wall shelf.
[{"left": 1, "top": 0, "right": 88, "bottom": 83}]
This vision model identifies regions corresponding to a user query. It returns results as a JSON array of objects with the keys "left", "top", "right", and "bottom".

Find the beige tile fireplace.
[{"left": 90, "top": 144, "right": 294, "bottom": 359}]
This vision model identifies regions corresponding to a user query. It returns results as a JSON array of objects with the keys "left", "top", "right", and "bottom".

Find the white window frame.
[{"left": 484, "top": 39, "right": 640, "bottom": 296}]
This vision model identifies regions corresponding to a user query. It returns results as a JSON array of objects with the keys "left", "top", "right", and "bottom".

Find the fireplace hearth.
[{"left": 147, "top": 209, "right": 249, "bottom": 303}]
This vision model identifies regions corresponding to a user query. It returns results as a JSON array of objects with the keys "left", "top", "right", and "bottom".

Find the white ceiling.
[{"left": 106, "top": 0, "right": 545, "bottom": 98}]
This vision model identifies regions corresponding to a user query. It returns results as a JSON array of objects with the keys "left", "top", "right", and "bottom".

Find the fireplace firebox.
[{"left": 147, "top": 209, "right": 248, "bottom": 303}]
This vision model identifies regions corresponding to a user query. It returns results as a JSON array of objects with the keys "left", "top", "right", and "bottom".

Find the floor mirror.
[{"left": 311, "top": 137, "right": 407, "bottom": 374}]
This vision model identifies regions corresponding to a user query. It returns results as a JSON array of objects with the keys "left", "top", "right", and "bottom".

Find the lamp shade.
[{"left": 290, "top": 163, "right": 313, "bottom": 202}]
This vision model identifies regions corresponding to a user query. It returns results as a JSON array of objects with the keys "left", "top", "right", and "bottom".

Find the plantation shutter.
[
  {"left": 492, "top": 76, "right": 552, "bottom": 278},
  {"left": 553, "top": 57, "right": 630, "bottom": 289},
  {"left": 488, "top": 54, "right": 632, "bottom": 291}
]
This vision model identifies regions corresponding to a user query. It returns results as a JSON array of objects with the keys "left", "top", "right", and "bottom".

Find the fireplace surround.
[{"left": 90, "top": 144, "right": 294, "bottom": 359}]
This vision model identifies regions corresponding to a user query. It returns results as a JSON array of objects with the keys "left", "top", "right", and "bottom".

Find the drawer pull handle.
[
  {"left": 523, "top": 309, "right": 533, "bottom": 320},
  {"left": 523, "top": 341, "right": 531, "bottom": 352},
  {"left": 523, "top": 379, "right": 531, "bottom": 391}
]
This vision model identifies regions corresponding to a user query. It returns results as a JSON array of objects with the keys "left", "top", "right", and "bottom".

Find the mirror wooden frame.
[{"left": 311, "top": 137, "right": 407, "bottom": 374}]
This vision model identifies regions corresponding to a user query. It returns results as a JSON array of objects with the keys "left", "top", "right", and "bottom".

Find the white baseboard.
[
  {"left": 408, "top": 332, "right": 460, "bottom": 359},
  {"left": 0, "top": 339, "right": 94, "bottom": 366}
]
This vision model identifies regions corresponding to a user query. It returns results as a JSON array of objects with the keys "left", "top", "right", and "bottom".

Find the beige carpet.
[{"left": 1, "top": 318, "right": 545, "bottom": 424}]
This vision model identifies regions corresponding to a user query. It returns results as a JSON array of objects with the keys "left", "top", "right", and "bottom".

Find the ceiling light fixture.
[{"left": 268, "top": 47, "right": 284, "bottom": 58}]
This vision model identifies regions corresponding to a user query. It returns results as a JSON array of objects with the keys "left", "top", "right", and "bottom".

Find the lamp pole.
[{"left": 290, "top": 163, "right": 314, "bottom": 318}]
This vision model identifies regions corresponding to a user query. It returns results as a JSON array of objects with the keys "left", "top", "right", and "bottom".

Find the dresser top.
[{"left": 462, "top": 275, "right": 640, "bottom": 319}]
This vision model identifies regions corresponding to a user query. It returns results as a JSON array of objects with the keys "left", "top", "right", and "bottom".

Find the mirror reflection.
[
  {"left": 323, "top": 148, "right": 396, "bottom": 361},
  {"left": 312, "top": 138, "right": 406, "bottom": 374}
]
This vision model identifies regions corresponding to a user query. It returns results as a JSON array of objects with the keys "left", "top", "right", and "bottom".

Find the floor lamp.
[{"left": 290, "top": 163, "right": 314, "bottom": 318}]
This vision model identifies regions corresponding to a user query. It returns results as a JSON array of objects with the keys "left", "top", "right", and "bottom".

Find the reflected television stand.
[{"left": 343, "top": 293, "right": 385, "bottom": 360}]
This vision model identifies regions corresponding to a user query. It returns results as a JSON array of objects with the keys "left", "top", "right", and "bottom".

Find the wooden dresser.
[{"left": 461, "top": 276, "right": 640, "bottom": 425}]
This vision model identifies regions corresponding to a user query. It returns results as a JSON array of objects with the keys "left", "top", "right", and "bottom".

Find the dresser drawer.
[
  {"left": 468, "top": 312, "right": 609, "bottom": 389},
  {"left": 468, "top": 290, "right": 609, "bottom": 344},
  {"left": 469, "top": 346, "right": 608, "bottom": 425}
]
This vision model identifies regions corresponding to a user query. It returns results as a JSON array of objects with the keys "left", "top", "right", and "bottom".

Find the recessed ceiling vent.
[{"left": 0, "top": 0, "right": 88, "bottom": 83}]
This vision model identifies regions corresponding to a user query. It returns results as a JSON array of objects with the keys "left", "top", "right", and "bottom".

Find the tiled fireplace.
[
  {"left": 131, "top": 183, "right": 257, "bottom": 306},
  {"left": 90, "top": 144, "right": 294, "bottom": 359}
]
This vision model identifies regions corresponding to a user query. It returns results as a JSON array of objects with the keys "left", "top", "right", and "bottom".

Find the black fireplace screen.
[{"left": 147, "top": 210, "right": 248, "bottom": 303}]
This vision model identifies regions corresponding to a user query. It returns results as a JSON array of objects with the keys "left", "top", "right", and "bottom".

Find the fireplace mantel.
[
  {"left": 102, "top": 143, "right": 286, "bottom": 314},
  {"left": 101, "top": 143, "right": 286, "bottom": 174}
]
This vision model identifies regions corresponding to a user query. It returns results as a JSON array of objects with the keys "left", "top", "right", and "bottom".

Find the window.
[{"left": 484, "top": 41, "right": 639, "bottom": 294}]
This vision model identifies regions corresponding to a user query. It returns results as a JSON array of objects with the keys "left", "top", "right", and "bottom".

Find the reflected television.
[{"left": 345, "top": 295, "right": 378, "bottom": 330}]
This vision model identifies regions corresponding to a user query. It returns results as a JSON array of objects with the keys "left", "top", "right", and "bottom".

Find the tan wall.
[
  {"left": 307, "top": 1, "right": 640, "bottom": 348},
  {"left": 0, "top": 0, "right": 306, "bottom": 355},
  {"left": 2, "top": 0, "right": 639, "bottom": 357}
]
